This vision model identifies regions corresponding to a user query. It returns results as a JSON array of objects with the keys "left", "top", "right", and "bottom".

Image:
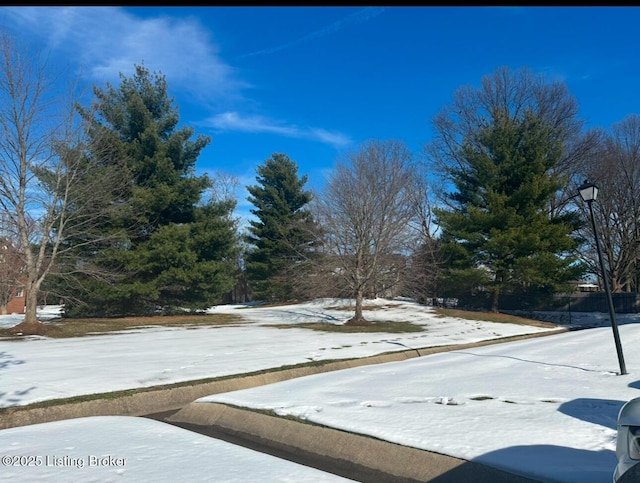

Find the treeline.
[{"left": 1, "top": 35, "right": 639, "bottom": 326}]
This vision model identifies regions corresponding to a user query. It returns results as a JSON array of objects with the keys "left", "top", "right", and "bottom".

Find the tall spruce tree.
[
  {"left": 435, "top": 109, "right": 581, "bottom": 311},
  {"left": 245, "top": 153, "right": 315, "bottom": 302},
  {"left": 63, "top": 64, "right": 239, "bottom": 316},
  {"left": 426, "top": 67, "right": 598, "bottom": 311}
]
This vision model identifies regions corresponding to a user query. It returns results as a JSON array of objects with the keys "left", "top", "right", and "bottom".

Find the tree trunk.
[
  {"left": 346, "top": 288, "right": 369, "bottom": 326},
  {"left": 10, "top": 280, "right": 53, "bottom": 335},
  {"left": 23, "top": 280, "right": 39, "bottom": 324},
  {"left": 355, "top": 289, "right": 363, "bottom": 320},
  {"left": 491, "top": 289, "right": 499, "bottom": 313},
  {"left": 491, "top": 275, "right": 501, "bottom": 313}
]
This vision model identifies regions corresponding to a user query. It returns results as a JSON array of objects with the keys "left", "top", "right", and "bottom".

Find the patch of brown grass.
[
  {"left": 433, "top": 308, "right": 556, "bottom": 328},
  {"left": 325, "top": 304, "right": 403, "bottom": 311},
  {"left": 267, "top": 320, "right": 424, "bottom": 333},
  {"left": 0, "top": 313, "right": 243, "bottom": 339}
]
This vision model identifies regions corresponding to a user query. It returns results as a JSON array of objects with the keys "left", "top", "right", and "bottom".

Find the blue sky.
[{"left": 2, "top": 6, "right": 640, "bottom": 221}]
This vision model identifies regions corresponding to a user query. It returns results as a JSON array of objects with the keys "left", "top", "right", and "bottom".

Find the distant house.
[
  {"left": 0, "top": 237, "right": 26, "bottom": 314},
  {"left": 577, "top": 283, "right": 599, "bottom": 292},
  {"left": 568, "top": 280, "right": 600, "bottom": 293},
  {"left": 5, "top": 287, "right": 25, "bottom": 314}
]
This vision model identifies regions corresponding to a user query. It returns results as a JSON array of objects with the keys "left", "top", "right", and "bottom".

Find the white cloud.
[
  {"left": 1, "top": 7, "right": 351, "bottom": 149},
  {"left": 206, "top": 112, "right": 351, "bottom": 148},
  {"left": 308, "top": 128, "right": 352, "bottom": 147},
  {"left": 2, "top": 7, "right": 247, "bottom": 105},
  {"left": 207, "top": 112, "right": 298, "bottom": 135}
]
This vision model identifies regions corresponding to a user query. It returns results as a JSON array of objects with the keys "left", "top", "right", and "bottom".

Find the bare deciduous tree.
[
  {"left": 577, "top": 115, "right": 640, "bottom": 292},
  {"left": 316, "top": 139, "right": 419, "bottom": 325},
  {"left": 0, "top": 34, "right": 126, "bottom": 330},
  {"left": 402, "top": 166, "right": 441, "bottom": 303}
]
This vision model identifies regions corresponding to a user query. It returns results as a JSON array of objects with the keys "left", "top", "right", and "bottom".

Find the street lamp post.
[{"left": 578, "top": 180, "right": 628, "bottom": 375}]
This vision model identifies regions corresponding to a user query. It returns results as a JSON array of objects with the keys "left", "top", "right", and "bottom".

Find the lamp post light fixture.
[{"left": 578, "top": 180, "right": 628, "bottom": 375}]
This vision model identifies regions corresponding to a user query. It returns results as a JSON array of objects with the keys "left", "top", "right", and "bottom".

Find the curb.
[
  {"left": 0, "top": 350, "right": 422, "bottom": 430},
  {"left": 167, "top": 401, "right": 541, "bottom": 482}
]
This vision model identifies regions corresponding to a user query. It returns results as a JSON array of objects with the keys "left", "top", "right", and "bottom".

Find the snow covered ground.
[{"left": 1, "top": 299, "right": 639, "bottom": 482}]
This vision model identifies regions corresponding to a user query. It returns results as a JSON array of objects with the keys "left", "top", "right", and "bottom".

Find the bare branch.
[
  {"left": 315, "top": 139, "right": 420, "bottom": 325},
  {"left": 0, "top": 33, "right": 128, "bottom": 325}
]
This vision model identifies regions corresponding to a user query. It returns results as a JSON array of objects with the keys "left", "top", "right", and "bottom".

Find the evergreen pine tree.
[
  {"left": 435, "top": 110, "right": 583, "bottom": 311},
  {"left": 64, "top": 64, "right": 239, "bottom": 316},
  {"left": 245, "top": 153, "right": 315, "bottom": 302}
]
